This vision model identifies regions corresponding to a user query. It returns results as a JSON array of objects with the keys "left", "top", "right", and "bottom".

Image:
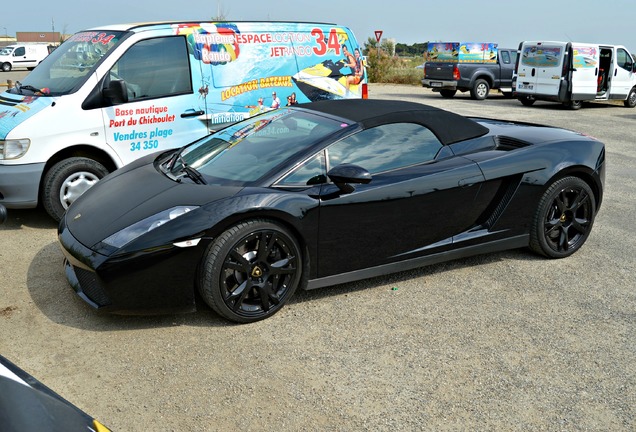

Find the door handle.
[{"left": 180, "top": 110, "right": 204, "bottom": 118}]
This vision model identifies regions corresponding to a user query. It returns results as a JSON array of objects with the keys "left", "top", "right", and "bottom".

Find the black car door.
[{"left": 315, "top": 122, "right": 488, "bottom": 278}]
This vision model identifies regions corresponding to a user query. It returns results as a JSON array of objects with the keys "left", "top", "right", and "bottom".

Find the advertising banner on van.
[
  {"left": 174, "top": 22, "right": 366, "bottom": 127},
  {"left": 572, "top": 45, "right": 598, "bottom": 69},
  {"left": 521, "top": 45, "right": 562, "bottom": 67}
]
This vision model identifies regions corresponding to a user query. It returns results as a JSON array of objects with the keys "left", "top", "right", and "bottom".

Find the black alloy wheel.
[
  {"left": 199, "top": 219, "right": 302, "bottom": 323},
  {"left": 530, "top": 177, "right": 596, "bottom": 258}
]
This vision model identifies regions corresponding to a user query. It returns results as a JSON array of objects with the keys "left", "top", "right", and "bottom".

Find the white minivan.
[
  {"left": 513, "top": 40, "right": 636, "bottom": 109},
  {"left": 0, "top": 21, "right": 367, "bottom": 220},
  {"left": 0, "top": 44, "right": 52, "bottom": 72}
]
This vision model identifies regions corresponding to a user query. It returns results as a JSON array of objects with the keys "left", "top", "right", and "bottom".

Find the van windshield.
[
  {"left": 0, "top": 47, "right": 13, "bottom": 56},
  {"left": 10, "top": 31, "right": 125, "bottom": 96}
]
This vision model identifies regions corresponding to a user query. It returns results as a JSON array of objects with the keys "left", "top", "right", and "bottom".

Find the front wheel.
[
  {"left": 470, "top": 79, "right": 490, "bottom": 100},
  {"left": 529, "top": 177, "right": 596, "bottom": 259},
  {"left": 198, "top": 219, "right": 303, "bottom": 323},
  {"left": 439, "top": 89, "right": 457, "bottom": 98},
  {"left": 1, "top": 63, "right": 11, "bottom": 72},
  {"left": 42, "top": 157, "right": 109, "bottom": 222},
  {"left": 624, "top": 88, "right": 636, "bottom": 108}
]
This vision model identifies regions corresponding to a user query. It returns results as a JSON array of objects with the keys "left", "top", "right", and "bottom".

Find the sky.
[{"left": 3, "top": 0, "right": 636, "bottom": 52}]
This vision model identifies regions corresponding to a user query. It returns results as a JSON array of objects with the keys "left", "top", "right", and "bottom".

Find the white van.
[
  {"left": 0, "top": 44, "right": 52, "bottom": 72},
  {"left": 0, "top": 21, "right": 367, "bottom": 220},
  {"left": 513, "top": 41, "right": 636, "bottom": 109}
]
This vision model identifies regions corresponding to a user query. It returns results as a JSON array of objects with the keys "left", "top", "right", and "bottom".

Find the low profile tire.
[
  {"left": 519, "top": 96, "right": 536, "bottom": 106},
  {"left": 529, "top": 177, "right": 596, "bottom": 259},
  {"left": 1, "top": 63, "right": 11, "bottom": 72},
  {"left": 439, "top": 89, "right": 457, "bottom": 98},
  {"left": 470, "top": 79, "right": 490, "bottom": 100},
  {"left": 42, "top": 157, "right": 109, "bottom": 222},
  {"left": 199, "top": 219, "right": 303, "bottom": 323},
  {"left": 624, "top": 88, "right": 636, "bottom": 108}
]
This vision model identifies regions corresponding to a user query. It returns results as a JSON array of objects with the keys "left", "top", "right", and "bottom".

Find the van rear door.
[
  {"left": 570, "top": 43, "right": 600, "bottom": 100},
  {"left": 516, "top": 42, "right": 567, "bottom": 98}
]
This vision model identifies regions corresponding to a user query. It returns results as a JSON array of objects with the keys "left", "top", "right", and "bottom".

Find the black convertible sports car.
[{"left": 58, "top": 99, "right": 605, "bottom": 323}]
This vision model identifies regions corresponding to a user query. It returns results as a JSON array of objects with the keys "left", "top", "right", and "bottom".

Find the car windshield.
[
  {"left": 0, "top": 47, "right": 13, "bottom": 56},
  {"left": 10, "top": 30, "right": 125, "bottom": 96},
  {"left": 168, "top": 108, "right": 349, "bottom": 185}
]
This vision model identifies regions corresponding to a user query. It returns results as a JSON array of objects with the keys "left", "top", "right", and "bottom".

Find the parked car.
[
  {"left": 58, "top": 99, "right": 605, "bottom": 323},
  {"left": 422, "top": 42, "right": 517, "bottom": 99},
  {"left": 0, "top": 354, "right": 111, "bottom": 431}
]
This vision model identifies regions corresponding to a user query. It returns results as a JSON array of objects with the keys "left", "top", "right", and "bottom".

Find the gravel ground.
[{"left": 1, "top": 83, "right": 635, "bottom": 431}]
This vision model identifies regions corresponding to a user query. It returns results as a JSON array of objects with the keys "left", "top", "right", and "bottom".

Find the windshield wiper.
[
  {"left": 15, "top": 82, "right": 48, "bottom": 95},
  {"left": 178, "top": 154, "right": 207, "bottom": 185}
]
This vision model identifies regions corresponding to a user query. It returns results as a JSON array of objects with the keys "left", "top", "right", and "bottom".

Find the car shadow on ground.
[
  {"left": 0, "top": 208, "right": 58, "bottom": 231},
  {"left": 25, "top": 240, "right": 543, "bottom": 331}
]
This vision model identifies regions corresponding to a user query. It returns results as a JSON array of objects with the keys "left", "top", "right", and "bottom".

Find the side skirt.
[{"left": 305, "top": 235, "right": 529, "bottom": 290}]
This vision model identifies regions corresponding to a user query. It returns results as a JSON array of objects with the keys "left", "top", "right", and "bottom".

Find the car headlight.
[
  {"left": 102, "top": 206, "right": 198, "bottom": 249},
  {"left": 0, "top": 139, "right": 31, "bottom": 160}
]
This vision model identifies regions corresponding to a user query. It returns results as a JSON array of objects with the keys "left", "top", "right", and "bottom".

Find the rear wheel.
[
  {"left": 529, "top": 177, "right": 596, "bottom": 258},
  {"left": 439, "top": 89, "right": 457, "bottom": 98},
  {"left": 470, "top": 79, "right": 490, "bottom": 100},
  {"left": 519, "top": 96, "right": 536, "bottom": 106},
  {"left": 624, "top": 88, "right": 636, "bottom": 108},
  {"left": 42, "top": 157, "right": 109, "bottom": 222},
  {"left": 566, "top": 100, "right": 583, "bottom": 110},
  {"left": 198, "top": 219, "right": 303, "bottom": 323}
]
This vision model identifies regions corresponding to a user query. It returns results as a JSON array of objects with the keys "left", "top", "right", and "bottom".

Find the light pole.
[{"left": 2, "top": 27, "right": 7, "bottom": 38}]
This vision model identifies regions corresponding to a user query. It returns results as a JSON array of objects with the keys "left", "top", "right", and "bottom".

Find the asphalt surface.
[{"left": 1, "top": 82, "right": 635, "bottom": 431}]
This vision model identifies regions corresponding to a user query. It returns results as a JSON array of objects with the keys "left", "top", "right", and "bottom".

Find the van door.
[
  {"left": 12, "top": 46, "right": 38, "bottom": 69},
  {"left": 517, "top": 42, "right": 567, "bottom": 98},
  {"left": 570, "top": 43, "right": 600, "bottom": 100},
  {"left": 609, "top": 47, "right": 635, "bottom": 100},
  {"left": 102, "top": 35, "right": 208, "bottom": 166}
]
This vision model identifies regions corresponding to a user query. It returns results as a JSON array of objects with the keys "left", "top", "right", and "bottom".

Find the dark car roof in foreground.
[{"left": 300, "top": 99, "right": 490, "bottom": 145}]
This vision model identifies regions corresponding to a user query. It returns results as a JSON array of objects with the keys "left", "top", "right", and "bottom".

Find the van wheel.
[
  {"left": 519, "top": 97, "right": 536, "bottom": 106},
  {"left": 566, "top": 100, "right": 582, "bottom": 110},
  {"left": 439, "top": 89, "right": 457, "bottom": 98},
  {"left": 470, "top": 79, "right": 490, "bottom": 100},
  {"left": 1, "top": 63, "right": 11, "bottom": 72},
  {"left": 624, "top": 88, "right": 636, "bottom": 108},
  {"left": 42, "top": 157, "right": 109, "bottom": 222}
]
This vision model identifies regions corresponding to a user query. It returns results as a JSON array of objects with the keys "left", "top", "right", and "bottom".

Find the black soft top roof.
[{"left": 301, "top": 99, "right": 489, "bottom": 145}]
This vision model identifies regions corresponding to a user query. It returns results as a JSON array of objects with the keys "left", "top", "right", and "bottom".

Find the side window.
[
  {"left": 110, "top": 36, "right": 192, "bottom": 102},
  {"left": 327, "top": 123, "right": 443, "bottom": 175},
  {"left": 14, "top": 47, "right": 25, "bottom": 56},
  {"left": 617, "top": 48, "right": 633, "bottom": 71},
  {"left": 501, "top": 51, "right": 510, "bottom": 64},
  {"left": 278, "top": 152, "right": 327, "bottom": 186}
]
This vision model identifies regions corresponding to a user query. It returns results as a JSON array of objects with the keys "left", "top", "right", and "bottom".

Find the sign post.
[{"left": 375, "top": 30, "right": 383, "bottom": 59}]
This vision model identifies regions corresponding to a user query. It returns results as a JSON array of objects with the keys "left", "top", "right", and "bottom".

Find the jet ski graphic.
[{"left": 292, "top": 59, "right": 361, "bottom": 100}]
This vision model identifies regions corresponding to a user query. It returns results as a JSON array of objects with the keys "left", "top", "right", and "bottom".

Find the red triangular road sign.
[{"left": 375, "top": 30, "right": 383, "bottom": 42}]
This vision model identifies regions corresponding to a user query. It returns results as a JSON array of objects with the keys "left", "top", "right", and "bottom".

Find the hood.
[
  {"left": 0, "top": 92, "right": 55, "bottom": 139},
  {"left": 64, "top": 158, "right": 242, "bottom": 248}
]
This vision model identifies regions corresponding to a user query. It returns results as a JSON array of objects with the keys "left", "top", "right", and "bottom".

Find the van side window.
[
  {"left": 617, "top": 48, "right": 634, "bottom": 71},
  {"left": 110, "top": 36, "right": 192, "bottom": 102},
  {"left": 14, "top": 47, "right": 25, "bottom": 56}
]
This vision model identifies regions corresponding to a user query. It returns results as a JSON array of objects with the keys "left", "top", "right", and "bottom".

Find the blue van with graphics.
[{"left": 0, "top": 21, "right": 367, "bottom": 220}]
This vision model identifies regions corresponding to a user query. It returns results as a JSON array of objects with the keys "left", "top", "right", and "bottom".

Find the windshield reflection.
[{"left": 11, "top": 31, "right": 124, "bottom": 96}]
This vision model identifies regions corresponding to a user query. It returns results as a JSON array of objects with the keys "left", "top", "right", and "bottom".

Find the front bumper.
[
  {"left": 0, "top": 162, "right": 45, "bottom": 208},
  {"left": 58, "top": 217, "right": 199, "bottom": 315}
]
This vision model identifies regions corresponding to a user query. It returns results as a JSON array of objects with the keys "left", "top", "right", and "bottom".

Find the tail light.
[
  {"left": 361, "top": 83, "right": 368, "bottom": 99},
  {"left": 453, "top": 65, "right": 460, "bottom": 81}
]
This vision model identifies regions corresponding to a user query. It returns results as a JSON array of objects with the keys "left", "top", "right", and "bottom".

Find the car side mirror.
[
  {"left": 327, "top": 163, "right": 372, "bottom": 193},
  {"left": 103, "top": 79, "right": 129, "bottom": 105}
]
